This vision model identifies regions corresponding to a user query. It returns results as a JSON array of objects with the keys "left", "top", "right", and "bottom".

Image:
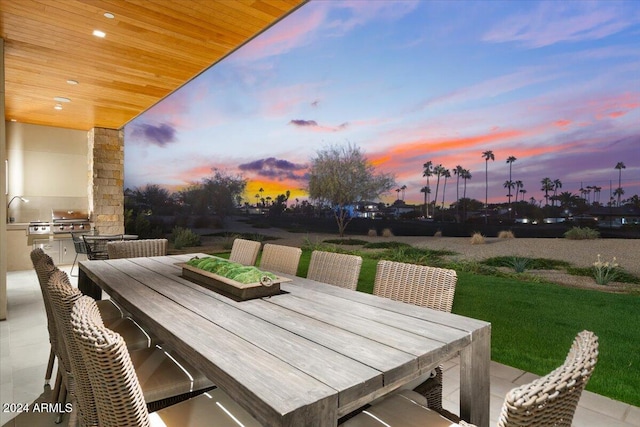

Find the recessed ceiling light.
[
  {"left": 54, "top": 104, "right": 63, "bottom": 110},
  {"left": 104, "top": 12, "right": 115, "bottom": 19},
  {"left": 54, "top": 97, "right": 71, "bottom": 103},
  {"left": 67, "top": 79, "right": 79, "bottom": 85},
  {"left": 93, "top": 30, "right": 106, "bottom": 38},
  {"left": 10, "top": 119, "right": 17, "bottom": 122}
]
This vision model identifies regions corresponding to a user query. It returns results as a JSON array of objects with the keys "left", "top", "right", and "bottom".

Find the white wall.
[{"left": 6, "top": 122, "right": 88, "bottom": 222}]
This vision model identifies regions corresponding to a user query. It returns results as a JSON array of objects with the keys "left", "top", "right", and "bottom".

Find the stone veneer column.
[{"left": 88, "top": 127, "right": 124, "bottom": 235}]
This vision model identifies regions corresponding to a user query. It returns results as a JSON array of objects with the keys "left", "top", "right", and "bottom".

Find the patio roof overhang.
[{"left": 1, "top": 0, "right": 306, "bottom": 131}]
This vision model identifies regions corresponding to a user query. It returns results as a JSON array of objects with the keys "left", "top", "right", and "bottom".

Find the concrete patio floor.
[{"left": 1, "top": 266, "right": 638, "bottom": 427}]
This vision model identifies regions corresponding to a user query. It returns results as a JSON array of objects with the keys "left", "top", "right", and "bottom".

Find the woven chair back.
[
  {"left": 307, "top": 251, "right": 362, "bottom": 290},
  {"left": 259, "top": 243, "right": 302, "bottom": 275},
  {"left": 373, "top": 260, "right": 457, "bottom": 312},
  {"left": 48, "top": 270, "right": 99, "bottom": 427},
  {"left": 30, "top": 249, "right": 59, "bottom": 351},
  {"left": 497, "top": 330, "right": 599, "bottom": 427},
  {"left": 107, "top": 238, "right": 168, "bottom": 259},
  {"left": 71, "top": 296, "right": 151, "bottom": 427},
  {"left": 229, "top": 238, "right": 261, "bottom": 265}
]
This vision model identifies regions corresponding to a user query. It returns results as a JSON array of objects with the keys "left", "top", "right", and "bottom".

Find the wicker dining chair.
[
  {"left": 83, "top": 234, "right": 124, "bottom": 260},
  {"left": 341, "top": 331, "right": 599, "bottom": 427},
  {"left": 307, "top": 250, "right": 362, "bottom": 290},
  {"left": 51, "top": 273, "right": 216, "bottom": 422},
  {"left": 228, "top": 238, "right": 261, "bottom": 265},
  {"left": 373, "top": 260, "right": 458, "bottom": 411},
  {"left": 70, "top": 295, "right": 260, "bottom": 427},
  {"left": 107, "top": 238, "right": 168, "bottom": 259},
  {"left": 259, "top": 243, "right": 302, "bottom": 275}
]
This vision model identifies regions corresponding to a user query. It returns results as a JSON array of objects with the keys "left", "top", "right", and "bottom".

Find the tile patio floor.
[{"left": 1, "top": 267, "right": 638, "bottom": 427}]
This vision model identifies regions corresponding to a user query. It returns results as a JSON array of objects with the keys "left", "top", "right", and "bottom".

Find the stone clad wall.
[{"left": 88, "top": 127, "right": 124, "bottom": 235}]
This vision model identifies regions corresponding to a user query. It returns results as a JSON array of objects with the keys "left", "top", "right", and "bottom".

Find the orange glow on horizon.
[{"left": 244, "top": 180, "right": 308, "bottom": 204}]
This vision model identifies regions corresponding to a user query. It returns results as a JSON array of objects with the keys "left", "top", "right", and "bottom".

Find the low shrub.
[
  {"left": 382, "top": 228, "right": 394, "bottom": 238},
  {"left": 482, "top": 256, "right": 571, "bottom": 270},
  {"left": 509, "top": 256, "right": 529, "bottom": 273},
  {"left": 363, "top": 241, "right": 411, "bottom": 249},
  {"left": 171, "top": 226, "right": 201, "bottom": 249},
  {"left": 564, "top": 226, "right": 599, "bottom": 240},
  {"left": 470, "top": 232, "right": 485, "bottom": 245},
  {"left": 592, "top": 254, "right": 619, "bottom": 285},
  {"left": 323, "top": 238, "right": 368, "bottom": 246},
  {"left": 498, "top": 230, "right": 515, "bottom": 239},
  {"left": 368, "top": 229, "right": 378, "bottom": 237}
]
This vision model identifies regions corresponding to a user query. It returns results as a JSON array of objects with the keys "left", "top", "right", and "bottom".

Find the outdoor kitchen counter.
[{"left": 6, "top": 226, "right": 32, "bottom": 270}]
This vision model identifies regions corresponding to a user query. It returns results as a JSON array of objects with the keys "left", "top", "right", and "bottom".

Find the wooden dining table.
[{"left": 78, "top": 253, "right": 491, "bottom": 427}]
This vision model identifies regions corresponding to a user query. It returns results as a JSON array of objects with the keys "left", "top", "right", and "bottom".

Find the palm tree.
[
  {"left": 520, "top": 188, "right": 527, "bottom": 203},
  {"left": 395, "top": 188, "right": 401, "bottom": 200},
  {"left": 540, "top": 177, "right": 553, "bottom": 206},
  {"left": 420, "top": 186, "right": 431, "bottom": 216},
  {"left": 259, "top": 187, "right": 264, "bottom": 206},
  {"left": 400, "top": 185, "right": 407, "bottom": 201},
  {"left": 593, "top": 186, "right": 602, "bottom": 205},
  {"left": 255, "top": 193, "right": 260, "bottom": 206},
  {"left": 482, "top": 150, "right": 495, "bottom": 223},
  {"left": 615, "top": 162, "right": 626, "bottom": 206},
  {"left": 503, "top": 180, "right": 515, "bottom": 216},
  {"left": 514, "top": 180, "right": 523, "bottom": 203},
  {"left": 506, "top": 156, "right": 517, "bottom": 212},
  {"left": 614, "top": 187, "right": 625, "bottom": 206},
  {"left": 432, "top": 164, "right": 445, "bottom": 213},
  {"left": 586, "top": 185, "right": 593, "bottom": 205},
  {"left": 461, "top": 169, "right": 472, "bottom": 222},
  {"left": 453, "top": 165, "right": 464, "bottom": 217},
  {"left": 441, "top": 169, "right": 451, "bottom": 210},
  {"left": 552, "top": 179, "right": 562, "bottom": 207},
  {"left": 422, "top": 161, "right": 433, "bottom": 217}
]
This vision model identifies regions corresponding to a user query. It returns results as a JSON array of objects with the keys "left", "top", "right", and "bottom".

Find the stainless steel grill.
[
  {"left": 51, "top": 209, "right": 91, "bottom": 234},
  {"left": 27, "top": 209, "right": 92, "bottom": 236}
]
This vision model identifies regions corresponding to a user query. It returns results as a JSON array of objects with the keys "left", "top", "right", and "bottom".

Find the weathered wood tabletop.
[{"left": 79, "top": 254, "right": 490, "bottom": 427}]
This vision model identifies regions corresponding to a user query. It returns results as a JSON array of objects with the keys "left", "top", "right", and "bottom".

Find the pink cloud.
[{"left": 554, "top": 119, "right": 572, "bottom": 128}]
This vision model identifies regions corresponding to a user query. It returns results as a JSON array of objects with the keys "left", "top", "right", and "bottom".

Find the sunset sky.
[{"left": 124, "top": 0, "right": 639, "bottom": 207}]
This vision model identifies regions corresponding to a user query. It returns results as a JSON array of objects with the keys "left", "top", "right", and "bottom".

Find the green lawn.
[{"left": 214, "top": 247, "right": 640, "bottom": 407}]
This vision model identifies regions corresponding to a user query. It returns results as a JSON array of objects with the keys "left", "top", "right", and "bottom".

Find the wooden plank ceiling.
[{"left": 0, "top": 0, "right": 305, "bottom": 131}]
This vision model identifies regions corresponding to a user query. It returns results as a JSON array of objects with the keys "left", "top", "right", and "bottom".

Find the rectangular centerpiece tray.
[{"left": 179, "top": 263, "right": 290, "bottom": 301}]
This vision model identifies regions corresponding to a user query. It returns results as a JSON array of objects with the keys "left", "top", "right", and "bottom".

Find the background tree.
[
  {"left": 420, "top": 186, "right": 430, "bottom": 216},
  {"left": 400, "top": 185, "right": 407, "bottom": 201},
  {"left": 461, "top": 169, "right": 472, "bottom": 222},
  {"left": 514, "top": 180, "right": 524, "bottom": 203},
  {"left": 308, "top": 143, "right": 395, "bottom": 237},
  {"left": 615, "top": 162, "right": 626, "bottom": 206},
  {"left": 422, "top": 161, "right": 433, "bottom": 217},
  {"left": 441, "top": 169, "right": 451, "bottom": 210},
  {"left": 482, "top": 150, "right": 495, "bottom": 223},
  {"left": 432, "top": 164, "right": 445, "bottom": 213},
  {"left": 200, "top": 170, "right": 247, "bottom": 223},
  {"left": 453, "top": 165, "right": 464, "bottom": 217},
  {"left": 506, "top": 156, "right": 517, "bottom": 214},
  {"left": 614, "top": 187, "right": 625, "bottom": 206},
  {"left": 552, "top": 179, "right": 562, "bottom": 206},
  {"left": 540, "top": 177, "right": 553, "bottom": 206}
]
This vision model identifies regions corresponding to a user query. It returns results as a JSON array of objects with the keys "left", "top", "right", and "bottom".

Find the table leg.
[
  {"left": 459, "top": 325, "right": 491, "bottom": 427},
  {"left": 78, "top": 268, "right": 102, "bottom": 300}
]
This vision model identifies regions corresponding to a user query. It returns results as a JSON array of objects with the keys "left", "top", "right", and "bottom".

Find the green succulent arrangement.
[{"left": 186, "top": 257, "right": 277, "bottom": 284}]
